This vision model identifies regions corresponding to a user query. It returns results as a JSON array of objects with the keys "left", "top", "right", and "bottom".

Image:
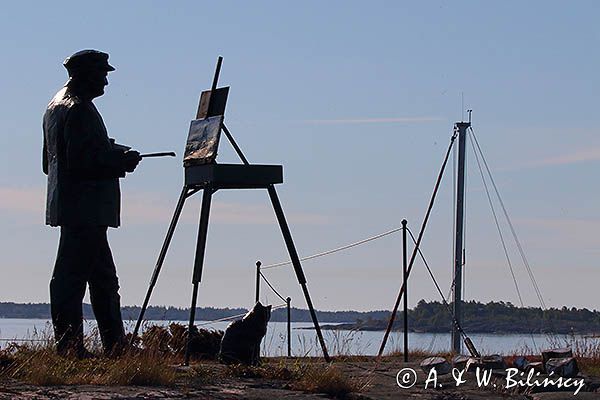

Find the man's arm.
[
  {"left": 110, "top": 139, "right": 131, "bottom": 152},
  {"left": 42, "top": 133, "right": 48, "bottom": 175},
  {"left": 63, "top": 104, "right": 129, "bottom": 179}
]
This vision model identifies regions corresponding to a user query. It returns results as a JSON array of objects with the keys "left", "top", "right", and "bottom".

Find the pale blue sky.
[{"left": 0, "top": 1, "right": 598, "bottom": 312}]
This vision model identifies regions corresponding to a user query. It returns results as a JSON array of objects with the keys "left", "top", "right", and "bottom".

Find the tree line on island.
[
  {"left": 321, "top": 300, "right": 600, "bottom": 334},
  {"left": 1, "top": 300, "right": 599, "bottom": 334}
]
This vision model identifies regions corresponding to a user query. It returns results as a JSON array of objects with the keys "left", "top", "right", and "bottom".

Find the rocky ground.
[{"left": 1, "top": 357, "right": 599, "bottom": 399}]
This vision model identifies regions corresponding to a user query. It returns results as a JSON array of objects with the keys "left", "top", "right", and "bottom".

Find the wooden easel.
[{"left": 131, "top": 57, "right": 330, "bottom": 364}]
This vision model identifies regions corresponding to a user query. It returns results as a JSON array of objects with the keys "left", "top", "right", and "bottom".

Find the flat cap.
[{"left": 63, "top": 49, "right": 115, "bottom": 73}]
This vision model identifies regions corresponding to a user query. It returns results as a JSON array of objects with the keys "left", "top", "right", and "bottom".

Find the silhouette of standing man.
[{"left": 42, "top": 50, "right": 141, "bottom": 357}]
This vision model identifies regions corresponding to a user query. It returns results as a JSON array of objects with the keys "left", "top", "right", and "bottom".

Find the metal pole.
[
  {"left": 255, "top": 261, "right": 261, "bottom": 303},
  {"left": 402, "top": 219, "right": 408, "bottom": 362},
  {"left": 210, "top": 56, "right": 223, "bottom": 93},
  {"left": 286, "top": 297, "right": 292, "bottom": 357},
  {"left": 185, "top": 186, "right": 214, "bottom": 365},
  {"left": 222, "top": 124, "right": 250, "bottom": 165},
  {"left": 184, "top": 282, "right": 199, "bottom": 365},
  {"left": 192, "top": 187, "right": 214, "bottom": 284},
  {"left": 267, "top": 185, "right": 330, "bottom": 362},
  {"left": 131, "top": 186, "right": 189, "bottom": 345},
  {"left": 378, "top": 133, "right": 458, "bottom": 357},
  {"left": 452, "top": 122, "right": 470, "bottom": 354}
]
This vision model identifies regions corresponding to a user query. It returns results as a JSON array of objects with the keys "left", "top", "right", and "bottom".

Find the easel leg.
[
  {"left": 131, "top": 186, "right": 189, "bottom": 346},
  {"left": 184, "top": 282, "right": 200, "bottom": 365},
  {"left": 267, "top": 185, "right": 330, "bottom": 362},
  {"left": 184, "top": 186, "right": 213, "bottom": 365}
]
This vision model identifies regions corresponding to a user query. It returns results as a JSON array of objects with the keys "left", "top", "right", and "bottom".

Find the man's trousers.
[{"left": 50, "top": 226, "right": 125, "bottom": 356}]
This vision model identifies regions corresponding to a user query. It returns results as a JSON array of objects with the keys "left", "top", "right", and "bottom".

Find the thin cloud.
[
  {"left": 516, "top": 217, "right": 600, "bottom": 249},
  {"left": 501, "top": 147, "right": 600, "bottom": 171},
  {"left": 302, "top": 116, "right": 443, "bottom": 125},
  {"left": 517, "top": 216, "right": 600, "bottom": 229},
  {"left": 0, "top": 187, "right": 329, "bottom": 226},
  {"left": 530, "top": 147, "right": 600, "bottom": 167},
  {"left": 0, "top": 187, "right": 44, "bottom": 213}
]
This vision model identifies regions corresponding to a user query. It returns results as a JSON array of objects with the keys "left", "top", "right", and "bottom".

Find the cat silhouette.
[{"left": 219, "top": 302, "right": 272, "bottom": 365}]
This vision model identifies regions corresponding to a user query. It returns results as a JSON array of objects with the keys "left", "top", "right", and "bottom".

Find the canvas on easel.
[{"left": 183, "top": 116, "right": 223, "bottom": 166}]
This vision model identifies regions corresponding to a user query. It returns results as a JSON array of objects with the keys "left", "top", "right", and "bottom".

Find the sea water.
[{"left": 0, "top": 318, "right": 582, "bottom": 357}]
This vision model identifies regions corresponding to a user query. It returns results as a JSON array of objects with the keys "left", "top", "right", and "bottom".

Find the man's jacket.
[{"left": 43, "top": 86, "right": 126, "bottom": 227}]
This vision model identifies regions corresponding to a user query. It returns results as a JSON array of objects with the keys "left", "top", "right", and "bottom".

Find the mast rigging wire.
[
  {"left": 468, "top": 130, "right": 525, "bottom": 307},
  {"left": 407, "top": 228, "right": 476, "bottom": 346},
  {"left": 469, "top": 127, "right": 546, "bottom": 310},
  {"left": 467, "top": 129, "right": 538, "bottom": 350}
]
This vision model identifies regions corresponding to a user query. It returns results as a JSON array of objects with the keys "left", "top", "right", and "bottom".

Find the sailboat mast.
[{"left": 452, "top": 121, "right": 470, "bottom": 353}]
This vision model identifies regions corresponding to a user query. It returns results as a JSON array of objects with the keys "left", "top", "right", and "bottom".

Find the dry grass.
[
  {"left": 139, "top": 323, "right": 222, "bottom": 359},
  {"left": 292, "top": 364, "right": 368, "bottom": 398},
  {"left": 0, "top": 321, "right": 227, "bottom": 387},
  {"left": 0, "top": 324, "right": 204, "bottom": 387},
  {"left": 0, "top": 324, "right": 368, "bottom": 398},
  {"left": 385, "top": 347, "right": 453, "bottom": 360},
  {"left": 570, "top": 337, "right": 600, "bottom": 376},
  {"left": 539, "top": 333, "right": 600, "bottom": 376},
  {"left": 223, "top": 359, "right": 370, "bottom": 399},
  {"left": 223, "top": 361, "right": 297, "bottom": 380},
  {"left": 0, "top": 344, "right": 177, "bottom": 386},
  {"left": 184, "top": 363, "right": 217, "bottom": 386}
]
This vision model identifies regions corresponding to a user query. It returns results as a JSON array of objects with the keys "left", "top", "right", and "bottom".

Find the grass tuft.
[
  {"left": 224, "top": 362, "right": 296, "bottom": 380},
  {"left": 224, "top": 360, "right": 369, "bottom": 398},
  {"left": 292, "top": 364, "right": 369, "bottom": 399},
  {"left": 92, "top": 353, "right": 176, "bottom": 386},
  {"left": 0, "top": 344, "right": 176, "bottom": 386},
  {"left": 385, "top": 347, "right": 453, "bottom": 360}
]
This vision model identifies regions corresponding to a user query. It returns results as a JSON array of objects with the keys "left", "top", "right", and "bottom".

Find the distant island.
[
  {"left": 1, "top": 300, "right": 599, "bottom": 334},
  {"left": 320, "top": 300, "right": 600, "bottom": 335},
  {"left": 0, "top": 302, "right": 389, "bottom": 325}
]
